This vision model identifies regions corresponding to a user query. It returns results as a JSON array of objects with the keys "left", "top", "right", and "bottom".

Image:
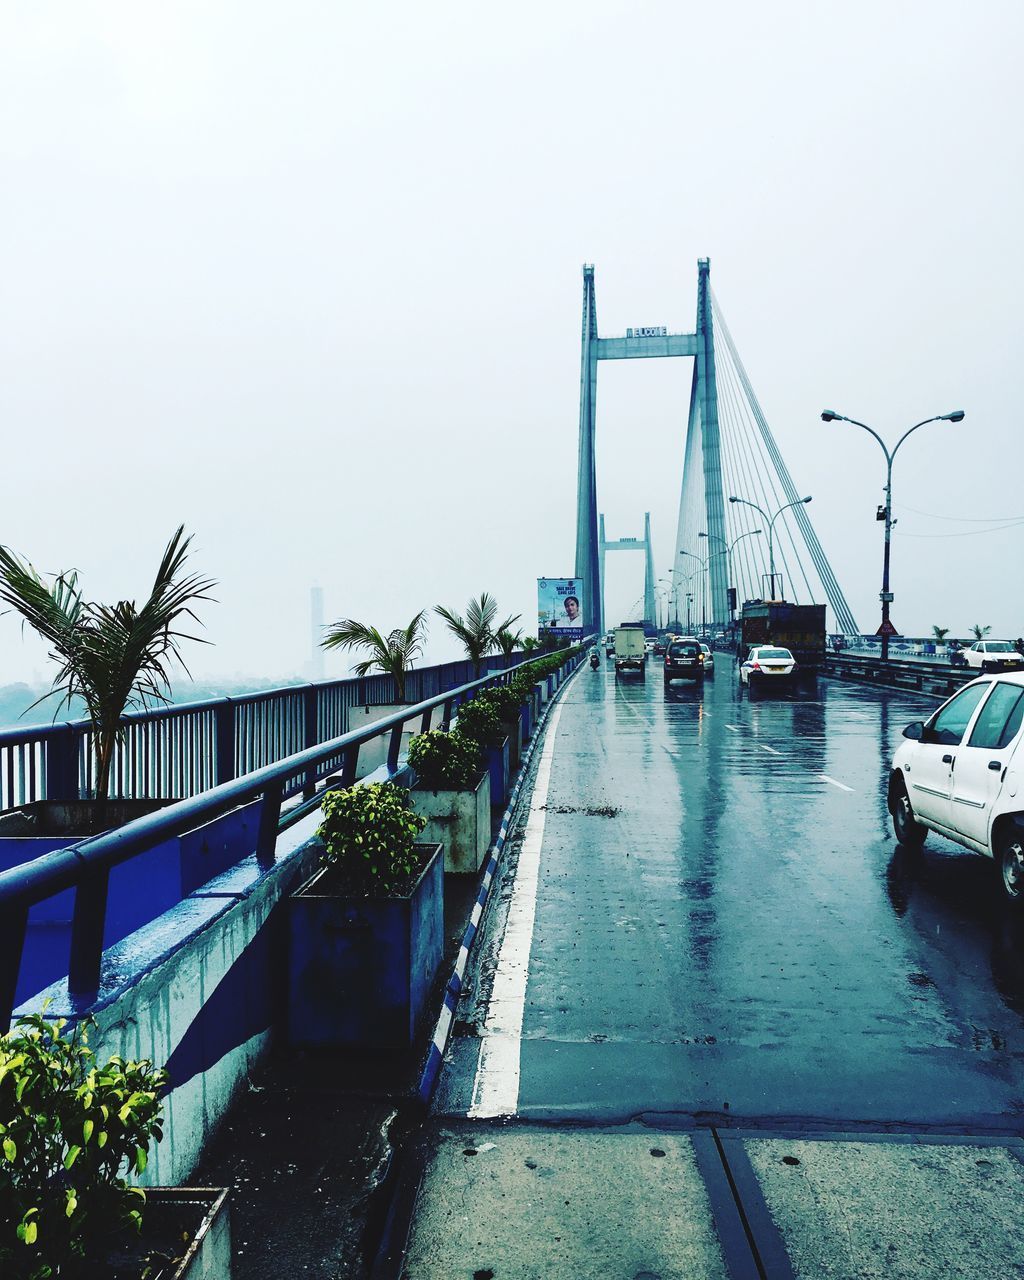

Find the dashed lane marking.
[
  {"left": 818, "top": 773, "right": 855, "bottom": 792},
  {"left": 759, "top": 744, "right": 782, "bottom": 755}
]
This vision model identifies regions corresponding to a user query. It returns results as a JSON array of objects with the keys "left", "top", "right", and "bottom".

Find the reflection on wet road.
[{"left": 456, "top": 665, "right": 1024, "bottom": 1129}]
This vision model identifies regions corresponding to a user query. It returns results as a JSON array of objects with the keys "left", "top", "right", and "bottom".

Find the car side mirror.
[{"left": 902, "top": 722, "right": 924, "bottom": 741}]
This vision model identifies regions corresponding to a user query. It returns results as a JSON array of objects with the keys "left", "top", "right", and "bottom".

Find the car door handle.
[
  {"left": 942, "top": 754, "right": 954, "bottom": 765},
  {"left": 989, "top": 760, "right": 1003, "bottom": 771}
]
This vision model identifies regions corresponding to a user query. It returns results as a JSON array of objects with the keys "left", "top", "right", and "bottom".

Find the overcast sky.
[{"left": 2, "top": 1, "right": 1022, "bottom": 687}]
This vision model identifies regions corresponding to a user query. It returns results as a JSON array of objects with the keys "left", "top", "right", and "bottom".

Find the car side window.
[
  {"left": 967, "top": 684, "right": 1024, "bottom": 750},
  {"left": 929, "top": 683, "right": 990, "bottom": 745}
]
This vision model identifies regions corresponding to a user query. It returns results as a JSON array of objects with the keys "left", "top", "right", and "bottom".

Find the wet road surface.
[{"left": 440, "top": 662, "right": 1024, "bottom": 1130}]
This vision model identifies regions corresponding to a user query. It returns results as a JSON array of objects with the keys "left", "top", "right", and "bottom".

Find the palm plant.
[
  {"left": 321, "top": 610, "right": 427, "bottom": 703},
  {"left": 0, "top": 526, "right": 215, "bottom": 806},
  {"left": 971, "top": 624, "right": 992, "bottom": 641},
  {"left": 520, "top": 636, "right": 540, "bottom": 655},
  {"left": 495, "top": 626, "right": 523, "bottom": 660},
  {"left": 434, "top": 593, "right": 520, "bottom": 677},
  {"left": 931, "top": 625, "right": 950, "bottom": 642}
]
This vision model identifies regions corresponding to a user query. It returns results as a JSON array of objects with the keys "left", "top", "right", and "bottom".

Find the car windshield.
[
  {"left": 669, "top": 642, "right": 700, "bottom": 656},
  {"left": 987, "top": 642, "right": 1015, "bottom": 653},
  {"left": 757, "top": 648, "right": 793, "bottom": 660}
]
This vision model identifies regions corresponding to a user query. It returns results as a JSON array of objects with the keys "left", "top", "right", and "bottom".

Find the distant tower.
[{"left": 310, "top": 586, "right": 325, "bottom": 680}]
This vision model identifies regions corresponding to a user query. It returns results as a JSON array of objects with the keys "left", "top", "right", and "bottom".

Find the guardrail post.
[
  {"left": 302, "top": 687, "right": 318, "bottom": 799},
  {"left": 0, "top": 905, "right": 28, "bottom": 1032},
  {"left": 387, "top": 724, "right": 403, "bottom": 776},
  {"left": 214, "top": 700, "right": 235, "bottom": 787},
  {"left": 256, "top": 782, "right": 283, "bottom": 868},
  {"left": 44, "top": 725, "right": 80, "bottom": 802},
  {"left": 68, "top": 869, "right": 110, "bottom": 996}
]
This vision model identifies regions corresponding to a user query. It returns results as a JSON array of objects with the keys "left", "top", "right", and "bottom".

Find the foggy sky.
[{"left": 2, "top": 1, "right": 1022, "bottom": 687}]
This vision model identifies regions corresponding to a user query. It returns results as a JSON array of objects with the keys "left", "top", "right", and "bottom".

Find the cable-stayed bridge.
[{"left": 575, "top": 259, "right": 859, "bottom": 638}]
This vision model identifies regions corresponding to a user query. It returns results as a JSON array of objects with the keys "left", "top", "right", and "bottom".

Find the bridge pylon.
[{"left": 599, "top": 512, "right": 657, "bottom": 629}]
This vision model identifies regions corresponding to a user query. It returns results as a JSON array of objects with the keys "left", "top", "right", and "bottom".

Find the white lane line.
[
  {"left": 725, "top": 724, "right": 740, "bottom": 733},
  {"left": 469, "top": 696, "right": 565, "bottom": 1118},
  {"left": 759, "top": 744, "right": 782, "bottom": 756},
  {"left": 818, "top": 773, "right": 855, "bottom": 792}
]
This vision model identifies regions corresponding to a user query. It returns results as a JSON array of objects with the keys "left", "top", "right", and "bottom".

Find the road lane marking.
[
  {"left": 725, "top": 724, "right": 740, "bottom": 733},
  {"left": 818, "top": 773, "right": 855, "bottom": 792},
  {"left": 469, "top": 696, "right": 566, "bottom": 1118},
  {"left": 759, "top": 744, "right": 782, "bottom": 755}
]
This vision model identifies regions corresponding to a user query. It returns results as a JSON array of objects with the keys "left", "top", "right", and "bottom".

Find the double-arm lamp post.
[
  {"left": 727, "top": 495, "right": 812, "bottom": 603},
  {"left": 820, "top": 408, "right": 964, "bottom": 662}
]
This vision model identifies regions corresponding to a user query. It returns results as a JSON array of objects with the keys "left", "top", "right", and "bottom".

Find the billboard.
[{"left": 538, "top": 577, "right": 583, "bottom": 637}]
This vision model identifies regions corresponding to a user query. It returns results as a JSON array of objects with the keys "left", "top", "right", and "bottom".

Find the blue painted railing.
[
  {"left": 0, "top": 648, "right": 585, "bottom": 1029},
  {"left": 0, "top": 657, "right": 519, "bottom": 811}
]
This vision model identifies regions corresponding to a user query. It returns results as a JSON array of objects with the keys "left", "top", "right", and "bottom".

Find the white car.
[
  {"left": 699, "top": 643, "right": 715, "bottom": 673},
  {"left": 961, "top": 640, "right": 1024, "bottom": 672},
  {"left": 739, "top": 645, "right": 796, "bottom": 686},
  {"left": 889, "top": 673, "right": 1024, "bottom": 902}
]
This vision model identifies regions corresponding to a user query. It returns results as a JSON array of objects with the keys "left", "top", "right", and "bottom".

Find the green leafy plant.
[
  {"left": 408, "top": 729, "right": 482, "bottom": 790},
  {"left": 971, "top": 624, "right": 992, "bottom": 641},
  {"left": 484, "top": 684, "right": 524, "bottom": 724},
  {"left": 931, "top": 625, "right": 950, "bottom": 642},
  {"left": 454, "top": 695, "right": 505, "bottom": 748},
  {"left": 520, "top": 636, "right": 540, "bottom": 655},
  {"left": 0, "top": 1012, "right": 167, "bottom": 1280},
  {"left": 316, "top": 781, "right": 428, "bottom": 896},
  {"left": 320, "top": 611, "right": 427, "bottom": 703},
  {"left": 494, "top": 627, "right": 523, "bottom": 659},
  {"left": 0, "top": 527, "right": 215, "bottom": 807},
  {"left": 434, "top": 594, "right": 520, "bottom": 677}
]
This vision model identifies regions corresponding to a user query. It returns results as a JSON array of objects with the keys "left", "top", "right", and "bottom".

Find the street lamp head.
[
  {"left": 802, "top": 495, "right": 812, "bottom": 504},
  {"left": 820, "top": 410, "right": 839, "bottom": 422},
  {"left": 944, "top": 409, "right": 965, "bottom": 423},
  {"left": 698, "top": 532, "right": 707, "bottom": 539},
  {"left": 728, "top": 495, "right": 739, "bottom": 503}
]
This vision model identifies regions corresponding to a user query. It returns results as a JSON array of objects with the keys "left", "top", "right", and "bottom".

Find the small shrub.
[
  {"left": 454, "top": 696, "right": 504, "bottom": 748},
  {"left": 486, "top": 684, "right": 522, "bottom": 722},
  {"left": 317, "top": 781, "right": 428, "bottom": 896},
  {"left": 0, "top": 1012, "right": 167, "bottom": 1280},
  {"left": 408, "top": 729, "right": 482, "bottom": 790}
]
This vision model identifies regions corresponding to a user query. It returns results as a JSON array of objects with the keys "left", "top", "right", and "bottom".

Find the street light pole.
[
  {"left": 699, "top": 528, "right": 763, "bottom": 633},
  {"left": 820, "top": 408, "right": 965, "bottom": 662},
  {"left": 728, "top": 496, "right": 812, "bottom": 601}
]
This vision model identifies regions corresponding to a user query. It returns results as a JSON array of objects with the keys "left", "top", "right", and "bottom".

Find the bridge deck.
[{"left": 399, "top": 663, "right": 1024, "bottom": 1277}]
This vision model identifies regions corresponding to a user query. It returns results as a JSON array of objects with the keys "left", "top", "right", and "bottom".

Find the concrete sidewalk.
[{"left": 383, "top": 1120, "right": 1024, "bottom": 1279}]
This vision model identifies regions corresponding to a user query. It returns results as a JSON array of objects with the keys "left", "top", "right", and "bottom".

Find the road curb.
[{"left": 416, "top": 658, "right": 583, "bottom": 1105}]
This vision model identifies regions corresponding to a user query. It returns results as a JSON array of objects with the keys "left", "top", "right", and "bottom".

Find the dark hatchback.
[{"left": 664, "top": 638, "right": 704, "bottom": 684}]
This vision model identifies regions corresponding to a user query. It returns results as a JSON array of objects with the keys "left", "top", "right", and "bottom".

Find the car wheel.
[
  {"left": 892, "top": 786, "right": 926, "bottom": 849},
  {"left": 999, "top": 837, "right": 1024, "bottom": 904}
]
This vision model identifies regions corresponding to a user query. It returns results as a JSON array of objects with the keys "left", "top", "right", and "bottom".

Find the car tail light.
[
  {"left": 751, "top": 661, "right": 761, "bottom": 671},
  {"left": 698, "top": 653, "right": 704, "bottom": 662}
]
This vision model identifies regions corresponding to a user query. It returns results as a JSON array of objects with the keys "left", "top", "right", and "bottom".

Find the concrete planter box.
[
  {"left": 484, "top": 737, "right": 511, "bottom": 808},
  {"left": 348, "top": 704, "right": 443, "bottom": 780},
  {"left": 143, "top": 1188, "right": 232, "bottom": 1280},
  {"left": 413, "top": 771, "right": 492, "bottom": 874},
  {"left": 501, "top": 716, "right": 522, "bottom": 771},
  {"left": 287, "top": 843, "right": 444, "bottom": 1050},
  {"left": 0, "top": 798, "right": 260, "bottom": 1008}
]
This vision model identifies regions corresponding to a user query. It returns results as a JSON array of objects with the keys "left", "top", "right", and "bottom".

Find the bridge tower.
[
  {"left": 599, "top": 512, "right": 657, "bottom": 628},
  {"left": 574, "top": 259, "right": 859, "bottom": 638},
  {"left": 576, "top": 266, "right": 602, "bottom": 635}
]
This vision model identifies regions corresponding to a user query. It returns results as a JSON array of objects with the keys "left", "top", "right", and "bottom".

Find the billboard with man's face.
[{"left": 538, "top": 578, "right": 584, "bottom": 637}]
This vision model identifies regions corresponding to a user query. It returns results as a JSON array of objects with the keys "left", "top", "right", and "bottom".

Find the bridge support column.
[
  {"left": 696, "top": 259, "right": 729, "bottom": 627},
  {"left": 576, "top": 267, "right": 602, "bottom": 637}
]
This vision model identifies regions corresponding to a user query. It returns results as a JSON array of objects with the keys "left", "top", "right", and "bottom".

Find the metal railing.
[
  {"left": 0, "top": 648, "right": 585, "bottom": 1030},
  {"left": 0, "top": 657, "right": 523, "bottom": 812}
]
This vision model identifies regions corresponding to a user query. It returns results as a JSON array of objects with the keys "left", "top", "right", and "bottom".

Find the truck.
[
  {"left": 739, "top": 602, "right": 826, "bottom": 670},
  {"left": 613, "top": 623, "right": 647, "bottom": 677}
]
